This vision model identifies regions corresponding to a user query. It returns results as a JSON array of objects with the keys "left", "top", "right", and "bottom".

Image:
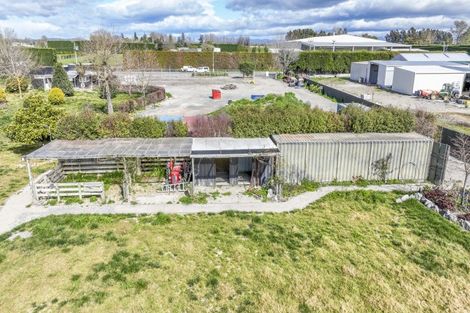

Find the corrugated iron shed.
[{"left": 271, "top": 132, "right": 432, "bottom": 144}]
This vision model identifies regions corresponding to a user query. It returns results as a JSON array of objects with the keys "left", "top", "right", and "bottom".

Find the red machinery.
[{"left": 167, "top": 159, "right": 182, "bottom": 185}]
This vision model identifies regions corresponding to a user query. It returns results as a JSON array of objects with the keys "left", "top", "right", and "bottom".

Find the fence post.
[
  {"left": 78, "top": 183, "right": 82, "bottom": 199},
  {"left": 55, "top": 183, "right": 60, "bottom": 201}
]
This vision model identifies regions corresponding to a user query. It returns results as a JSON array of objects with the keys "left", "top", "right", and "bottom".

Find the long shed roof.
[
  {"left": 25, "top": 138, "right": 193, "bottom": 160},
  {"left": 271, "top": 133, "right": 432, "bottom": 144}
]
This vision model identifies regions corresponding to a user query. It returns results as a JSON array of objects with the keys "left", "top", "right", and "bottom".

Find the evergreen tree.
[{"left": 52, "top": 63, "right": 74, "bottom": 96}]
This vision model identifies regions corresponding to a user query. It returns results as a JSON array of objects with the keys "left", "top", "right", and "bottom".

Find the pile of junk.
[{"left": 162, "top": 159, "right": 192, "bottom": 191}]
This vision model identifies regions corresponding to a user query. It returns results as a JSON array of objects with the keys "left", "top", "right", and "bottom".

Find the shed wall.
[
  {"left": 350, "top": 62, "right": 369, "bottom": 82},
  {"left": 391, "top": 68, "right": 415, "bottom": 95},
  {"left": 277, "top": 139, "right": 433, "bottom": 183},
  {"left": 194, "top": 158, "right": 215, "bottom": 186},
  {"left": 413, "top": 73, "right": 465, "bottom": 95}
]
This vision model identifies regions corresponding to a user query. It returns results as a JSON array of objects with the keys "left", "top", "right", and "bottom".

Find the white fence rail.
[{"left": 35, "top": 182, "right": 104, "bottom": 200}]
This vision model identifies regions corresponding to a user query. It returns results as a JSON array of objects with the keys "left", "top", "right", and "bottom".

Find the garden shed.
[
  {"left": 24, "top": 138, "right": 193, "bottom": 201},
  {"left": 271, "top": 133, "right": 433, "bottom": 184},
  {"left": 191, "top": 138, "right": 279, "bottom": 187}
]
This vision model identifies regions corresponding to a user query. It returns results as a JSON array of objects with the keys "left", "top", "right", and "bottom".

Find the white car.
[
  {"left": 195, "top": 66, "right": 210, "bottom": 73},
  {"left": 181, "top": 66, "right": 195, "bottom": 72}
]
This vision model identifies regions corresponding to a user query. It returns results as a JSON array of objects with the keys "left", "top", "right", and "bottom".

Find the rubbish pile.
[{"left": 221, "top": 83, "right": 237, "bottom": 90}]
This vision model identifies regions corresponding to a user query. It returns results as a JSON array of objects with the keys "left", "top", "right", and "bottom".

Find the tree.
[
  {"left": 452, "top": 20, "right": 469, "bottom": 44},
  {"left": 452, "top": 133, "right": 470, "bottom": 206},
  {"left": 124, "top": 51, "right": 157, "bottom": 104},
  {"left": 85, "top": 29, "right": 122, "bottom": 114},
  {"left": 239, "top": 61, "right": 255, "bottom": 78},
  {"left": 361, "top": 33, "right": 378, "bottom": 40},
  {"left": 277, "top": 49, "right": 299, "bottom": 74},
  {"left": 0, "top": 28, "right": 34, "bottom": 98},
  {"left": 6, "top": 92, "right": 63, "bottom": 144},
  {"left": 372, "top": 153, "right": 392, "bottom": 182},
  {"left": 52, "top": 63, "right": 74, "bottom": 96}
]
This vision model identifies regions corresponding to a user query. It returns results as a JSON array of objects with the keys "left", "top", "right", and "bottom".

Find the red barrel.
[{"left": 212, "top": 89, "right": 221, "bottom": 99}]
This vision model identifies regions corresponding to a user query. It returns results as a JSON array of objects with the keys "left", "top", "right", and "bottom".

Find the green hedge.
[
  {"left": 293, "top": 51, "right": 397, "bottom": 74},
  {"left": 414, "top": 45, "right": 470, "bottom": 54},
  {"left": 47, "top": 40, "right": 87, "bottom": 53},
  {"left": 123, "top": 51, "right": 276, "bottom": 70},
  {"left": 222, "top": 93, "right": 416, "bottom": 137},
  {"left": 215, "top": 44, "right": 248, "bottom": 52},
  {"left": 26, "top": 48, "right": 57, "bottom": 66},
  {"left": 122, "top": 42, "right": 156, "bottom": 50}
]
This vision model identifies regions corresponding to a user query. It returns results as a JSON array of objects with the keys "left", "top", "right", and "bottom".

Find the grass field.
[{"left": 0, "top": 190, "right": 469, "bottom": 312}]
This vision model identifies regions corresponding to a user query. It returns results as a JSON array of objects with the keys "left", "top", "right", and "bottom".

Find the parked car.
[
  {"left": 195, "top": 66, "right": 210, "bottom": 73},
  {"left": 181, "top": 66, "right": 195, "bottom": 72}
]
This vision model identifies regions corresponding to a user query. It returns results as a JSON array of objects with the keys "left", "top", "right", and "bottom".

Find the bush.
[
  {"left": 130, "top": 117, "right": 166, "bottom": 138},
  {"left": 423, "top": 188, "right": 457, "bottom": 212},
  {"left": 239, "top": 61, "right": 255, "bottom": 77},
  {"left": 55, "top": 110, "right": 103, "bottom": 140},
  {"left": 99, "top": 113, "right": 132, "bottom": 138},
  {"left": 0, "top": 88, "right": 6, "bottom": 103},
  {"left": 5, "top": 76, "right": 29, "bottom": 93},
  {"left": 225, "top": 93, "right": 345, "bottom": 137},
  {"left": 48, "top": 87, "right": 65, "bottom": 105},
  {"left": 52, "top": 63, "right": 74, "bottom": 96},
  {"left": 6, "top": 91, "right": 63, "bottom": 144},
  {"left": 165, "top": 120, "right": 188, "bottom": 137},
  {"left": 341, "top": 105, "right": 415, "bottom": 133},
  {"left": 190, "top": 114, "right": 232, "bottom": 137}
]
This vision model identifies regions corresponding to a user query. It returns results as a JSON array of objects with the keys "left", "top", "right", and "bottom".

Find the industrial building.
[
  {"left": 25, "top": 133, "right": 436, "bottom": 201},
  {"left": 288, "top": 34, "right": 412, "bottom": 51},
  {"left": 350, "top": 53, "right": 470, "bottom": 96},
  {"left": 391, "top": 66, "right": 468, "bottom": 96}
]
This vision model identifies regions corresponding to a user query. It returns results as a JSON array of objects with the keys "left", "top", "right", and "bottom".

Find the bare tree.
[
  {"left": 85, "top": 29, "right": 122, "bottom": 114},
  {"left": 124, "top": 51, "right": 158, "bottom": 104},
  {"left": 452, "top": 133, "right": 470, "bottom": 206},
  {"left": 0, "top": 28, "right": 34, "bottom": 98},
  {"left": 277, "top": 49, "right": 299, "bottom": 74}
]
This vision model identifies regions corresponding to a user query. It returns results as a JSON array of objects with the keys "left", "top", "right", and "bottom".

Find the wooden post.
[
  {"left": 191, "top": 158, "right": 195, "bottom": 195},
  {"left": 122, "top": 158, "right": 130, "bottom": 202},
  {"left": 26, "top": 159, "right": 37, "bottom": 201},
  {"left": 78, "top": 183, "right": 82, "bottom": 199},
  {"left": 55, "top": 183, "right": 60, "bottom": 201},
  {"left": 136, "top": 157, "right": 142, "bottom": 176}
]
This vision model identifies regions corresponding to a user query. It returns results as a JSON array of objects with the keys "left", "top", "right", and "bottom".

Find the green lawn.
[{"left": 1, "top": 191, "right": 469, "bottom": 312}]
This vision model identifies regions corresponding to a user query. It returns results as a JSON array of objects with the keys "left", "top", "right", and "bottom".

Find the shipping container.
[{"left": 271, "top": 133, "right": 433, "bottom": 184}]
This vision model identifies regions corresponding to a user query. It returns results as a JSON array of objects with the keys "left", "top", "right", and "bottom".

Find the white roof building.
[
  {"left": 393, "top": 53, "right": 470, "bottom": 62},
  {"left": 289, "top": 34, "right": 412, "bottom": 51},
  {"left": 391, "top": 66, "right": 468, "bottom": 96}
]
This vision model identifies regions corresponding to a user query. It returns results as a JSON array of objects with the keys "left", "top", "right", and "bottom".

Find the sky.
[{"left": 0, "top": 0, "right": 469, "bottom": 40}]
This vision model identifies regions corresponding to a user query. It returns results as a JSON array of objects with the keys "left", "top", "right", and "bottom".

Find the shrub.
[
  {"left": 190, "top": 114, "right": 232, "bottom": 137},
  {"left": 130, "top": 117, "right": 166, "bottom": 138},
  {"left": 414, "top": 110, "right": 437, "bottom": 138},
  {"left": 165, "top": 120, "right": 188, "bottom": 137},
  {"left": 341, "top": 105, "right": 415, "bottom": 133},
  {"left": 55, "top": 110, "right": 103, "bottom": 140},
  {"left": 52, "top": 63, "right": 74, "bottom": 96},
  {"left": 0, "top": 88, "right": 6, "bottom": 103},
  {"left": 239, "top": 61, "right": 255, "bottom": 77},
  {"left": 225, "top": 93, "right": 345, "bottom": 137},
  {"left": 5, "top": 76, "right": 29, "bottom": 93},
  {"left": 423, "top": 187, "right": 457, "bottom": 212},
  {"left": 6, "top": 91, "right": 63, "bottom": 144},
  {"left": 99, "top": 112, "right": 132, "bottom": 138},
  {"left": 48, "top": 87, "right": 65, "bottom": 105}
]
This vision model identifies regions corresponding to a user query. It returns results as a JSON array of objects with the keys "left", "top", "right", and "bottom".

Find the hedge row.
[
  {"left": 293, "top": 51, "right": 397, "bottom": 74},
  {"left": 222, "top": 93, "right": 415, "bottom": 137},
  {"left": 26, "top": 48, "right": 57, "bottom": 66},
  {"left": 123, "top": 51, "right": 276, "bottom": 70},
  {"left": 215, "top": 44, "right": 248, "bottom": 52},
  {"left": 414, "top": 45, "right": 470, "bottom": 54},
  {"left": 55, "top": 111, "right": 187, "bottom": 140}
]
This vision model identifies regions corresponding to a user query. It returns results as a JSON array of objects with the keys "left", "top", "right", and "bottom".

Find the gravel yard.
[{"left": 116, "top": 72, "right": 337, "bottom": 118}]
